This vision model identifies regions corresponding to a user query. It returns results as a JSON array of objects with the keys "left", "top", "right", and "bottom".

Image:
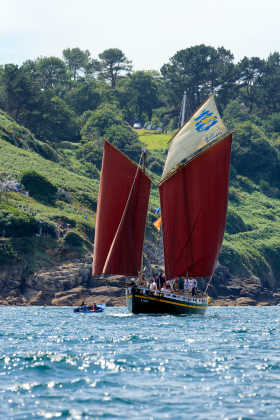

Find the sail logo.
[
  {"left": 205, "top": 129, "right": 223, "bottom": 143},
  {"left": 186, "top": 110, "right": 218, "bottom": 133}
]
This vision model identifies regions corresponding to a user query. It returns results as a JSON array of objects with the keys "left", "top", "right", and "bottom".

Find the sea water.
[{"left": 1, "top": 306, "right": 280, "bottom": 420}]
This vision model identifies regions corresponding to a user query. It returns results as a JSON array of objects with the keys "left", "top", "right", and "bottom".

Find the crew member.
[
  {"left": 178, "top": 276, "right": 184, "bottom": 295},
  {"left": 191, "top": 278, "right": 197, "bottom": 296}
]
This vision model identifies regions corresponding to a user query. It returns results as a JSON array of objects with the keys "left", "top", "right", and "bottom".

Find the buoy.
[{"left": 208, "top": 297, "right": 211, "bottom": 304}]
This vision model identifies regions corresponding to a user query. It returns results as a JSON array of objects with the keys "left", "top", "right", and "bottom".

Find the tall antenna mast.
[
  {"left": 181, "top": 91, "right": 187, "bottom": 127},
  {"left": 139, "top": 148, "right": 147, "bottom": 284}
]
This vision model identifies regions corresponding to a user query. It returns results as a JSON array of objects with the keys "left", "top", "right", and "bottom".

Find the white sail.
[{"left": 162, "top": 94, "right": 226, "bottom": 179}]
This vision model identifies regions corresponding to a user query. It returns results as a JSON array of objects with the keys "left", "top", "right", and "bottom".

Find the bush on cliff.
[
  {"left": 232, "top": 122, "right": 279, "bottom": 183},
  {"left": 64, "top": 231, "right": 84, "bottom": 246},
  {"left": 0, "top": 238, "right": 16, "bottom": 264},
  {"left": 18, "top": 170, "right": 57, "bottom": 203},
  {"left": 0, "top": 204, "right": 37, "bottom": 237},
  {"left": 225, "top": 207, "right": 247, "bottom": 235},
  {"left": 71, "top": 192, "right": 97, "bottom": 211}
]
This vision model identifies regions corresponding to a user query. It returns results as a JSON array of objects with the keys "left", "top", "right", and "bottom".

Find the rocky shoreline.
[
  {"left": 0, "top": 240, "right": 279, "bottom": 307},
  {"left": 0, "top": 255, "right": 126, "bottom": 307}
]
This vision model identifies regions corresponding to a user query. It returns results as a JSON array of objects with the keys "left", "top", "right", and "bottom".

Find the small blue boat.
[{"left": 73, "top": 304, "right": 105, "bottom": 314}]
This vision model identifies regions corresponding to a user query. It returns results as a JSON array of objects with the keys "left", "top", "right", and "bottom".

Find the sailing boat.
[{"left": 93, "top": 92, "right": 233, "bottom": 315}]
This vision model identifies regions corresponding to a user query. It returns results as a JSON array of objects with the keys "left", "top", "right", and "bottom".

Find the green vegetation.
[
  {"left": 139, "top": 130, "right": 172, "bottom": 149},
  {"left": 18, "top": 170, "right": 57, "bottom": 203},
  {"left": 1, "top": 44, "right": 280, "bottom": 283},
  {"left": 0, "top": 134, "right": 99, "bottom": 194},
  {"left": 0, "top": 204, "right": 37, "bottom": 237},
  {"left": 221, "top": 178, "right": 280, "bottom": 280},
  {"left": 64, "top": 231, "right": 84, "bottom": 246}
]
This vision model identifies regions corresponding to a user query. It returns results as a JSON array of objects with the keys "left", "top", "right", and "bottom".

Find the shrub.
[
  {"left": 219, "top": 243, "right": 243, "bottom": 274},
  {"left": 76, "top": 142, "right": 103, "bottom": 169},
  {"left": 0, "top": 238, "right": 16, "bottom": 264},
  {"left": 228, "top": 187, "right": 242, "bottom": 203},
  {"left": 81, "top": 103, "right": 124, "bottom": 137},
  {"left": 260, "top": 179, "right": 271, "bottom": 195},
  {"left": 148, "top": 161, "right": 162, "bottom": 174},
  {"left": 238, "top": 176, "right": 254, "bottom": 192},
  {"left": 226, "top": 207, "right": 247, "bottom": 234},
  {"left": 64, "top": 231, "right": 83, "bottom": 246},
  {"left": 264, "top": 211, "right": 276, "bottom": 221},
  {"left": 36, "top": 216, "right": 58, "bottom": 235},
  {"left": 219, "top": 241, "right": 270, "bottom": 279},
  {"left": 104, "top": 123, "right": 143, "bottom": 163},
  {"left": 232, "top": 122, "right": 279, "bottom": 182},
  {"left": 229, "top": 165, "right": 237, "bottom": 180},
  {"left": 50, "top": 214, "right": 76, "bottom": 227},
  {"left": 71, "top": 192, "right": 98, "bottom": 211},
  {"left": 0, "top": 204, "right": 37, "bottom": 237},
  {"left": 18, "top": 170, "right": 57, "bottom": 203},
  {"left": 83, "top": 162, "right": 100, "bottom": 179},
  {"left": 76, "top": 221, "right": 95, "bottom": 241}
]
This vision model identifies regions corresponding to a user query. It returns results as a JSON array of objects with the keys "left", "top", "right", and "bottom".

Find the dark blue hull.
[{"left": 126, "top": 287, "right": 208, "bottom": 315}]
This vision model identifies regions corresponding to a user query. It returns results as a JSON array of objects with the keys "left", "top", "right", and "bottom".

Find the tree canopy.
[
  {"left": 1, "top": 44, "right": 280, "bottom": 189},
  {"left": 97, "top": 48, "right": 132, "bottom": 89}
]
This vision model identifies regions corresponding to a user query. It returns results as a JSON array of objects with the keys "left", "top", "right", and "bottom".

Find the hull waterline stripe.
[{"left": 126, "top": 294, "right": 207, "bottom": 309}]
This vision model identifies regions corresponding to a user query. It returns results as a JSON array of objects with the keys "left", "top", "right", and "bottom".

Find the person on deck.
[
  {"left": 150, "top": 280, "right": 156, "bottom": 291},
  {"left": 159, "top": 272, "right": 165, "bottom": 288},
  {"left": 178, "top": 276, "right": 184, "bottom": 295},
  {"left": 153, "top": 274, "right": 159, "bottom": 288},
  {"left": 172, "top": 278, "right": 179, "bottom": 292},
  {"left": 191, "top": 278, "right": 197, "bottom": 296},
  {"left": 185, "top": 278, "right": 191, "bottom": 295}
]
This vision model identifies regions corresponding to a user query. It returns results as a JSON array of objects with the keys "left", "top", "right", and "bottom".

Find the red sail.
[
  {"left": 92, "top": 141, "right": 151, "bottom": 276},
  {"left": 159, "top": 134, "right": 232, "bottom": 280}
]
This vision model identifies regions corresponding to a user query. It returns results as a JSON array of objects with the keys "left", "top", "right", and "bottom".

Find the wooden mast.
[{"left": 139, "top": 148, "right": 146, "bottom": 285}]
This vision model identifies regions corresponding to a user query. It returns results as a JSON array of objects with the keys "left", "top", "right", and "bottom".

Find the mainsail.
[
  {"left": 92, "top": 141, "right": 152, "bottom": 277},
  {"left": 162, "top": 94, "right": 226, "bottom": 179},
  {"left": 159, "top": 133, "right": 233, "bottom": 280}
]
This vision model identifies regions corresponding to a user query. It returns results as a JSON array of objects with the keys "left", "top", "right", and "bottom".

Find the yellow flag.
[{"left": 153, "top": 217, "right": 161, "bottom": 231}]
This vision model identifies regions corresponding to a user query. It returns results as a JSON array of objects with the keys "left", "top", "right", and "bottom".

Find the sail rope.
[{"left": 205, "top": 274, "right": 214, "bottom": 294}]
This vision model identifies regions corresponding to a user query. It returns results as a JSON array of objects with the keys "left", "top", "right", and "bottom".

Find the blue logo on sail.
[{"left": 187, "top": 110, "right": 218, "bottom": 133}]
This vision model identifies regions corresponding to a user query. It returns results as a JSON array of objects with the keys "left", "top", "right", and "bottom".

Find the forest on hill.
[{"left": 1, "top": 44, "right": 280, "bottom": 284}]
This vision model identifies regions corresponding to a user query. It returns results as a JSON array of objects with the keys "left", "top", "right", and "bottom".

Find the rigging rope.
[{"left": 205, "top": 274, "right": 214, "bottom": 294}]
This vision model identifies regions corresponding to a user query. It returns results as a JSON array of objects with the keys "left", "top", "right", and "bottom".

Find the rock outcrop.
[
  {"left": 206, "top": 267, "right": 278, "bottom": 306},
  {"left": 0, "top": 238, "right": 279, "bottom": 307},
  {"left": 0, "top": 254, "right": 125, "bottom": 307}
]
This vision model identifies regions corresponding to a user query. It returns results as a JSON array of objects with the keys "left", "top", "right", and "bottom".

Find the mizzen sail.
[
  {"left": 162, "top": 94, "right": 226, "bottom": 179},
  {"left": 159, "top": 133, "right": 233, "bottom": 280},
  {"left": 92, "top": 141, "right": 151, "bottom": 277}
]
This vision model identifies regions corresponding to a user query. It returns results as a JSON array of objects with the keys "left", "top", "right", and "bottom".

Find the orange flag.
[{"left": 153, "top": 217, "right": 161, "bottom": 231}]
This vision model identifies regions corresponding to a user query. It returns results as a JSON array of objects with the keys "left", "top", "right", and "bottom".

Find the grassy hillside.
[
  {"left": 138, "top": 129, "right": 172, "bottom": 149},
  {"left": 222, "top": 178, "right": 280, "bottom": 281},
  {"left": 0, "top": 139, "right": 99, "bottom": 194}
]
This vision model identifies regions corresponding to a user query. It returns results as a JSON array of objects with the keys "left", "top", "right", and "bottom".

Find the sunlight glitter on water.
[{"left": 1, "top": 306, "right": 280, "bottom": 419}]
